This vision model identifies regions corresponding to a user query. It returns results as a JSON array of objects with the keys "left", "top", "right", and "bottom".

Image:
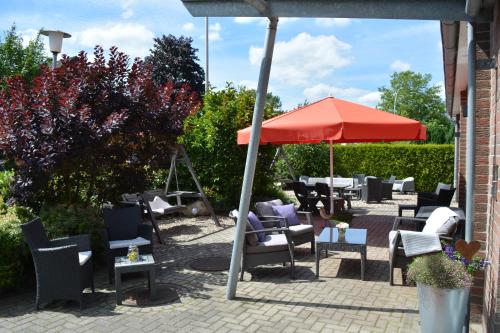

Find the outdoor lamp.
[{"left": 40, "top": 30, "right": 71, "bottom": 69}]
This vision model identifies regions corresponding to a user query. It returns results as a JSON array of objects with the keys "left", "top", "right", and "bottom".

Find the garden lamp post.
[{"left": 40, "top": 30, "right": 71, "bottom": 69}]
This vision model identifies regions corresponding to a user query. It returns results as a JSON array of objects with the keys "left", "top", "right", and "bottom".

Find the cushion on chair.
[
  {"left": 422, "top": 207, "right": 458, "bottom": 235},
  {"left": 272, "top": 204, "right": 300, "bottom": 226},
  {"left": 435, "top": 182, "right": 451, "bottom": 195},
  {"left": 245, "top": 222, "right": 259, "bottom": 246},
  {"left": 255, "top": 199, "right": 283, "bottom": 217},
  {"left": 149, "top": 196, "right": 173, "bottom": 214},
  {"left": 109, "top": 237, "right": 151, "bottom": 249},
  {"left": 78, "top": 251, "right": 92, "bottom": 266},
  {"left": 246, "top": 234, "right": 290, "bottom": 254},
  {"left": 388, "top": 230, "right": 398, "bottom": 254},
  {"left": 248, "top": 211, "right": 265, "bottom": 242},
  {"left": 392, "top": 183, "right": 402, "bottom": 191},
  {"left": 289, "top": 224, "right": 313, "bottom": 236}
]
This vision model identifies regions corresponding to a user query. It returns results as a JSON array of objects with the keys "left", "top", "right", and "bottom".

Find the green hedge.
[{"left": 277, "top": 144, "right": 454, "bottom": 192}]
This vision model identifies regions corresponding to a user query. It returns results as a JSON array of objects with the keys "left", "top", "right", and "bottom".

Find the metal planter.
[{"left": 417, "top": 283, "right": 469, "bottom": 333}]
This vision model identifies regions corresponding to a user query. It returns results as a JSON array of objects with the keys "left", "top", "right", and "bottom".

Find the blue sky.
[{"left": 1, "top": 0, "right": 445, "bottom": 110}]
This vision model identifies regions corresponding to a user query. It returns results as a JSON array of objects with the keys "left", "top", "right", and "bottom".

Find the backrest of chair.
[
  {"left": 292, "top": 181, "right": 307, "bottom": 198},
  {"left": 353, "top": 173, "right": 365, "bottom": 185},
  {"left": 255, "top": 199, "right": 283, "bottom": 217},
  {"left": 21, "top": 218, "right": 50, "bottom": 250},
  {"left": 388, "top": 175, "right": 396, "bottom": 184},
  {"left": 366, "top": 177, "right": 382, "bottom": 191},
  {"left": 102, "top": 205, "right": 141, "bottom": 241},
  {"left": 315, "top": 182, "right": 330, "bottom": 198},
  {"left": 122, "top": 192, "right": 143, "bottom": 204},
  {"left": 435, "top": 182, "right": 451, "bottom": 195},
  {"left": 437, "top": 188, "right": 455, "bottom": 206}
]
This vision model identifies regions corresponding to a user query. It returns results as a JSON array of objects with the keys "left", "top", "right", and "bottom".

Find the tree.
[
  {"left": 182, "top": 85, "right": 283, "bottom": 209},
  {"left": 0, "top": 24, "right": 47, "bottom": 89},
  {"left": 145, "top": 35, "right": 205, "bottom": 96},
  {"left": 377, "top": 71, "right": 453, "bottom": 144},
  {"left": 0, "top": 46, "right": 200, "bottom": 207}
]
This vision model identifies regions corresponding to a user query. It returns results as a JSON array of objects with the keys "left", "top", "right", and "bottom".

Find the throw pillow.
[
  {"left": 423, "top": 207, "right": 458, "bottom": 234},
  {"left": 248, "top": 211, "right": 265, "bottom": 242},
  {"left": 272, "top": 204, "right": 300, "bottom": 227},
  {"left": 255, "top": 199, "right": 283, "bottom": 217}
]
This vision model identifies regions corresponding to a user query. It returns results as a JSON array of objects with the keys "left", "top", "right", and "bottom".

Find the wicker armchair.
[
  {"left": 417, "top": 183, "right": 455, "bottom": 209},
  {"left": 101, "top": 205, "right": 153, "bottom": 283},
  {"left": 361, "top": 177, "right": 382, "bottom": 203},
  {"left": 292, "top": 181, "right": 319, "bottom": 213},
  {"left": 254, "top": 199, "right": 315, "bottom": 254},
  {"left": 392, "top": 177, "right": 415, "bottom": 193},
  {"left": 21, "top": 218, "right": 94, "bottom": 310},
  {"left": 229, "top": 210, "right": 295, "bottom": 280}
]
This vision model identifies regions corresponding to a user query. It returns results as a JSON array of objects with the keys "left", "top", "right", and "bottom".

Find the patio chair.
[
  {"left": 388, "top": 207, "right": 460, "bottom": 285},
  {"left": 361, "top": 176, "right": 382, "bottom": 203},
  {"left": 387, "top": 175, "right": 396, "bottom": 184},
  {"left": 101, "top": 205, "right": 153, "bottom": 283},
  {"left": 353, "top": 173, "right": 366, "bottom": 186},
  {"left": 229, "top": 210, "right": 295, "bottom": 280},
  {"left": 381, "top": 180, "right": 393, "bottom": 200},
  {"left": 315, "top": 182, "right": 345, "bottom": 213},
  {"left": 417, "top": 183, "right": 455, "bottom": 209},
  {"left": 346, "top": 178, "right": 362, "bottom": 200},
  {"left": 21, "top": 218, "right": 94, "bottom": 310},
  {"left": 254, "top": 199, "right": 315, "bottom": 254},
  {"left": 392, "top": 177, "right": 415, "bottom": 193},
  {"left": 292, "top": 181, "right": 320, "bottom": 213},
  {"left": 141, "top": 190, "right": 185, "bottom": 243}
]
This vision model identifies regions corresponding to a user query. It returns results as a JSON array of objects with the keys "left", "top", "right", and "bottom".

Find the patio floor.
[{"left": 1, "top": 194, "right": 426, "bottom": 332}]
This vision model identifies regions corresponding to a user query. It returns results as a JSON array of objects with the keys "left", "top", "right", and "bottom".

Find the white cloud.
[
  {"left": 183, "top": 22, "right": 195, "bottom": 32},
  {"left": 72, "top": 23, "right": 154, "bottom": 58},
  {"left": 437, "top": 81, "right": 445, "bottom": 100},
  {"left": 249, "top": 32, "right": 352, "bottom": 86},
  {"left": 120, "top": 0, "right": 134, "bottom": 19},
  {"left": 315, "top": 18, "right": 351, "bottom": 27},
  {"left": 303, "top": 83, "right": 381, "bottom": 106},
  {"left": 234, "top": 17, "right": 299, "bottom": 25},
  {"left": 390, "top": 60, "right": 411, "bottom": 72},
  {"left": 238, "top": 80, "right": 257, "bottom": 90},
  {"left": 200, "top": 22, "right": 222, "bottom": 42}
]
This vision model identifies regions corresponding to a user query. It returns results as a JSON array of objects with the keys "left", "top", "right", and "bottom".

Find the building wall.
[{"left": 484, "top": 4, "right": 500, "bottom": 332}]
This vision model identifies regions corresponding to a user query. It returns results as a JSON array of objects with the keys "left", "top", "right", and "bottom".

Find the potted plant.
[{"left": 407, "top": 242, "right": 485, "bottom": 333}]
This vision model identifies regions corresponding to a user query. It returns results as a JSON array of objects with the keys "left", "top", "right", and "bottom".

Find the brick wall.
[{"left": 484, "top": 4, "right": 500, "bottom": 332}]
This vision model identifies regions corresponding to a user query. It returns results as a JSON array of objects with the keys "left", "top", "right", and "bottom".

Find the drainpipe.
[
  {"left": 465, "top": 22, "right": 475, "bottom": 243},
  {"left": 226, "top": 16, "right": 278, "bottom": 300},
  {"left": 454, "top": 117, "right": 459, "bottom": 202}
]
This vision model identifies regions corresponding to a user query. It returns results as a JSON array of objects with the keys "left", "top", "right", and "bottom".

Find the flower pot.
[{"left": 416, "top": 283, "right": 469, "bottom": 333}]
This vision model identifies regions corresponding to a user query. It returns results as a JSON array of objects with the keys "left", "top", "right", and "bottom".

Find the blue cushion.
[
  {"left": 248, "top": 211, "right": 265, "bottom": 242},
  {"left": 272, "top": 204, "right": 300, "bottom": 226}
]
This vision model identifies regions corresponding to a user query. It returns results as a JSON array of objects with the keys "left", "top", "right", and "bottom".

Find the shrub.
[
  {"left": 0, "top": 46, "right": 200, "bottom": 208},
  {"left": 0, "top": 203, "right": 35, "bottom": 293},
  {"left": 277, "top": 143, "right": 453, "bottom": 192},
  {"left": 182, "top": 85, "right": 283, "bottom": 210},
  {"left": 39, "top": 204, "right": 104, "bottom": 262},
  {"left": 407, "top": 253, "right": 472, "bottom": 289}
]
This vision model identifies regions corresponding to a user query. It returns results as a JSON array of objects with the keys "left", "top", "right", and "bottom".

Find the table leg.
[
  {"left": 315, "top": 245, "right": 320, "bottom": 278},
  {"left": 115, "top": 270, "right": 122, "bottom": 305},
  {"left": 148, "top": 267, "right": 156, "bottom": 300},
  {"left": 398, "top": 206, "right": 403, "bottom": 217},
  {"left": 360, "top": 246, "right": 366, "bottom": 281}
]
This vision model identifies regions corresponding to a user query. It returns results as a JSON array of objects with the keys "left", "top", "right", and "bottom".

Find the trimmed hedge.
[{"left": 277, "top": 144, "right": 453, "bottom": 192}]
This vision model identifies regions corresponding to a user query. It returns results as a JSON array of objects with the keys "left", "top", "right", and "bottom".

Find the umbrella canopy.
[{"left": 237, "top": 97, "right": 426, "bottom": 145}]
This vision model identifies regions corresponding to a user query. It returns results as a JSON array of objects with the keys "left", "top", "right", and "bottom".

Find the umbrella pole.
[{"left": 329, "top": 140, "right": 334, "bottom": 216}]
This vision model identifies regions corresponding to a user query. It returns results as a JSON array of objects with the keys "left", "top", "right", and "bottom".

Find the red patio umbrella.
[{"left": 237, "top": 97, "right": 427, "bottom": 215}]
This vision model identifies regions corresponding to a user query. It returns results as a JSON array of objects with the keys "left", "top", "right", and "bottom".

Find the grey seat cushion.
[
  {"left": 246, "top": 234, "right": 289, "bottom": 254},
  {"left": 255, "top": 199, "right": 284, "bottom": 217},
  {"left": 289, "top": 224, "right": 313, "bottom": 236}
]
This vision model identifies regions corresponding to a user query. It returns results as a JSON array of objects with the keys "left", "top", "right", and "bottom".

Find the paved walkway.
[{"left": 1, "top": 194, "right": 422, "bottom": 332}]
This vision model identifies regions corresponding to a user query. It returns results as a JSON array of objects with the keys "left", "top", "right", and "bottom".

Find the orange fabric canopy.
[{"left": 237, "top": 97, "right": 427, "bottom": 145}]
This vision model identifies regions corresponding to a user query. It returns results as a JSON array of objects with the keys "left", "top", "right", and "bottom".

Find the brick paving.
[{"left": 0, "top": 194, "right": 425, "bottom": 332}]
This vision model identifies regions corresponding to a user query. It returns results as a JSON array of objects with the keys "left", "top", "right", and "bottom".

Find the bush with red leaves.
[{"left": 0, "top": 46, "right": 200, "bottom": 207}]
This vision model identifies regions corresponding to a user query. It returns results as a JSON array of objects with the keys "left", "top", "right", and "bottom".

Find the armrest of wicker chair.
[
  {"left": 49, "top": 234, "right": 91, "bottom": 252},
  {"left": 297, "top": 211, "right": 313, "bottom": 225},
  {"left": 138, "top": 224, "right": 153, "bottom": 242},
  {"left": 33, "top": 245, "right": 82, "bottom": 287},
  {"left": 245, "top": 227, "right": 294, "bottom": 248},
  {"left": 392, "top": 216, "right": 427, "bottom": 231}
]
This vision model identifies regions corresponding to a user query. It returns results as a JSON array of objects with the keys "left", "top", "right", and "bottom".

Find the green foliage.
[
  {"left": 39, "top": 204, "right": 104, "bottom": 262},
  {"left": 0, "top": 203, "right": 35, "bottom": 292},
  {"left": 0, "top": 24, "right": 47, "bottom": 89},
  {"left": 407, "top": 253, "right": 472, "bottom": 289},
  {"left": 277, "top": 143, "right": 453, "bottom": 192},
  {"left": 0, "top": 170, "right": 13, "bottom": 199},
  {"left": 377, "top": 71, "right": 454, "bottom": 144},
  {"left": 182, "top": 85, "right": 283, "bottom": 210}
]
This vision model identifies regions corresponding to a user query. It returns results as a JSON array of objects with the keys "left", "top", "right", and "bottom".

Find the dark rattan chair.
[
  {"left": 417, "top": 186, "right": 455, "bottom": 209},
  {"left": 381, "top": 181, "right": 393, "bottom": 200},
  {"left": 292, "top": 181, "right": 319, "bottom": 213},
  {"left": 21, "top": 218, "right": 94, "bottom": 310},
  {"left": 229, "top": 210, "right": 295, "bottom": 280},
  {"left": 361, "top": 177, "right": 382, "bottom": 203},
  {"left": 101, "top": 205, "right": 153, "bottom": 283}
]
